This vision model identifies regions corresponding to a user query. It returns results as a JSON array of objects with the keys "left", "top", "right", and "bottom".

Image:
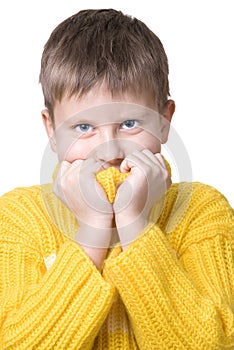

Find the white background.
[{"left": 0, "top": 0, "right": 233, "bottom": 206}]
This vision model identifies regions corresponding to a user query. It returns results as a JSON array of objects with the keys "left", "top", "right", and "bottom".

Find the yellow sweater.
[{"left": 0, "top": 167, "right": 234, "bottom": 349}]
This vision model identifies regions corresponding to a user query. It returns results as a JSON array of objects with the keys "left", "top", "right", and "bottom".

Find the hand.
[
  {"left": 113, "top": 150, "right": 171, "bottom": 246},
  {"left": 53, "top": 159, "right": 114, "bottom": 248}
]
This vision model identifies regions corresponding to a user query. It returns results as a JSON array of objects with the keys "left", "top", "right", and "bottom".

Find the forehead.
[
  {"left": 66, "top": 102, "right": 161, "bottom": 125},
  {"left": 53, "top": 85, "right": 159, "bottom": 126}
]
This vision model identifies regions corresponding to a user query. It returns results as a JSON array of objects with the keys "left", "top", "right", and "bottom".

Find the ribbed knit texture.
[
  {"left": 1, "top": 165, "right": 234, "bottom": 349},
  {"left": 96, "top": 167, "right": 129, "bottom": 203}
]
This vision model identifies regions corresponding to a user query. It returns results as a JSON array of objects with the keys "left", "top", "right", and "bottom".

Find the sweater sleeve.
[
  {"left": 0, "top": 189, "right": 115, "bottom": 349},
  {"left": 103, "top": 184, "right": 234, "bottom": 349}
]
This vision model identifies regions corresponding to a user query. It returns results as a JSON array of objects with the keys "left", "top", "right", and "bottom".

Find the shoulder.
[
  {"left": 168, "top": 181, "right": 232, "bottom": 209},
  {"left": 164, "top": 181, "right": 233, "bottom": 234},
  {"left": 1, "top": 184, "right": 42, "bottom": 201},
  {"left": 0, "top": 185, "right": 50, "bottom": 220},
  {"left": 0, "top": 184, "right": 45, "bottom": 217},
  {"left": 0, "top": 184, "right": 61, "bottom": 254},
  {"left": 0, "top": 185, "right": 43, "bottom": 217},
  {"left": 184, "top": 181, "right": 233, "bottom": 216},
  {"left": 163, "top": 182, "right": 234, "bottom": 255},
  {"left": 0, "top": 184, "right": 73, "bottom": 253}
]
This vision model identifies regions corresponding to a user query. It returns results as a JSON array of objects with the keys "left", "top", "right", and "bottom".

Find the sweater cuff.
[
  {"left": 103, "top": 222, "right": 160, "bottom": 271},
  {"left": 3, "top": 239, "right": 116, "bottom": 349}
]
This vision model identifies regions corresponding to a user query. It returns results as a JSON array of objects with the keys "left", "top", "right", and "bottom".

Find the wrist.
[
  {"left": 115, "top": 214, "right": 148, "bottom": 248},
  {"left": 79, "top": 245, "right": 108, "bottom": 271},
  {"left": 75, "top": 222, "right": 113, "bottom": 249}
]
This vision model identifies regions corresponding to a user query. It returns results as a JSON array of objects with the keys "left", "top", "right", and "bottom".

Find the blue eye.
[
  {"left": 74, "top": 124, "right": 94, "bottom": 134},
  {"left": 121, "top": 120, "right": 139, "bottom": 129}
]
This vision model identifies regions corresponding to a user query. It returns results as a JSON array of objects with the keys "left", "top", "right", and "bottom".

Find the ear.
[
  {"left": 161, "top": 100, "right": 175, "bottom": 143},
  {"left": 41, "top": 109, "right": 57, "bottom": 152}
]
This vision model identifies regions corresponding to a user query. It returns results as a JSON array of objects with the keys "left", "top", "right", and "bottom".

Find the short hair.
[{"left": 39, "top": 9, "right": 170, "bottom": 118}]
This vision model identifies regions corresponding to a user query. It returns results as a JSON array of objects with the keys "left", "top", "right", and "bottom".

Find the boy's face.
[{"left": 42, "top": 85, "right": 175, "bottom": 169}]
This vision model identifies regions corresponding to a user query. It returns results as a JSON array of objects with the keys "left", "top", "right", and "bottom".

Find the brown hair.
[{"left": 39, "top": 9, "right": 170, "bottom": 118}]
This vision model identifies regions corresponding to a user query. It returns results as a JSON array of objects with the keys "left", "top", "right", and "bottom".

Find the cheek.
[
  {"left": 56, "top": 138, "right": 93, "bottom": 162},
  {"left": 134, "top": 133, "right": 161, "bottom": 153}
]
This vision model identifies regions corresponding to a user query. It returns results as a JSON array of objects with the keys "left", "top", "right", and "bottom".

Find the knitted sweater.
[{"left": 0, "top": 167, "right": 234, "bottom": 349}]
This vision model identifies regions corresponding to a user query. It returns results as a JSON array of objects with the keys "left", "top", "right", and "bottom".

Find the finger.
[
  {"left": 69, "top": 159, "right": 85, "bottom": 173},
  {"left": 154, "top": 154, "right": 172, "bottom": 189},
  {"left": 53, "top": 161, "right": 72, "bottom": 200},
  {"left": 59, "top": 160, "right": 71, "bottom": 174},
  {"left": 128, "top": 151, "right": 170, "bottom": 189},
  {"left": 58, "top": 159, "right": 83, "bottom": 177},
  {"left": 61, "top": 158, "right": 100, "bottom": 182},
  {"left": 78, "top": 159, "right": 112, "bottom": 204},
  {"left": 120, "top": 150, "right": 158, "bottom": 173},
  {"left": 79, "top": 158, "right": 103, "bottom": 178},
  {"left": 120, "top": 155, "right": 139, "bottom": 173},
  {"left": 154, "top": 153, "right": 168, "bottom": 169},
  {"left": 141, "top": 149, "right": 163, "bottom": 166},
  {"left": 141, "top": 150, "right": 168, "bottom": 173}
]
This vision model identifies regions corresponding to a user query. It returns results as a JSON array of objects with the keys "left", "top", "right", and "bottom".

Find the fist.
[
  {"left": 114, "top": 150, "right": 171, "bottom": 227},
  {"left": 53, "top": 158, "right": 114, "bottom": 229}
]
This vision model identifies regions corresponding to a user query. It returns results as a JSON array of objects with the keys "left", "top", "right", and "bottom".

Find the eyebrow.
[
  {"left": 64, "top": 113, "right": 147, "bottom": 127},
  {"left": 62, "top": 101, "right": 162, "bottom": 128}
]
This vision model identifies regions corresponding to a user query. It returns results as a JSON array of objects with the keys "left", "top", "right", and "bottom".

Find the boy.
[{"left": 0, "top": 8, "right": 234, "bottom": 349}]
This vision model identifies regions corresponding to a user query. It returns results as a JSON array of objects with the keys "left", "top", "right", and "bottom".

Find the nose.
[
  {"left": 88, "top": 126, "right": 143, "bottom": 167},
  {"left": 91, "top": 126, "right": 124, "bottom": 165},
  {"left": 99, "top": 140, "right": 123, "bottom": 163},
  {"left": 96, "top": 140, "right": 124, "bottom": 165}
]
